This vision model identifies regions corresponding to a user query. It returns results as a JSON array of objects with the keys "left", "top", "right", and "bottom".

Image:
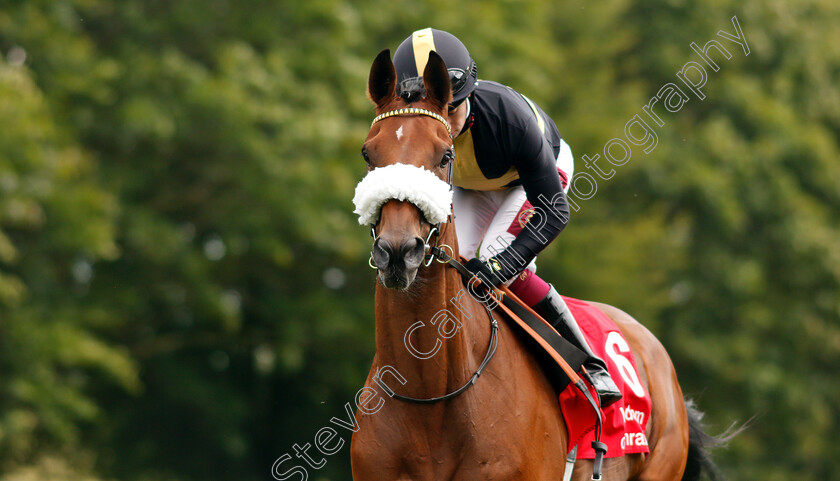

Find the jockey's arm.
[{"left": 493, "top": 120, "right": 570, "bottom": 279}]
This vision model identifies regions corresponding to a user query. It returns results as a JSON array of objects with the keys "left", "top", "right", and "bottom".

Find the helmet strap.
[{"left": 460, "top": 97, "right": 475, "bottom": 136}]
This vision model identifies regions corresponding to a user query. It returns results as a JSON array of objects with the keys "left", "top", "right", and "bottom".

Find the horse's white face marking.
[{"left": 395, "top": 125, "right": 404, "bottom": 141}]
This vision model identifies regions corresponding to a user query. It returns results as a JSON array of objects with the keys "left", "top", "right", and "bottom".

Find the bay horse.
[{"left": 350, "top": 49, "right": 722, "bottom": 481}]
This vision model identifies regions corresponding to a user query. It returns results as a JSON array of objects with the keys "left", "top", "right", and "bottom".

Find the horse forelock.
[{"left": 397, "top": 76, "right": 426, "bottom": 104}]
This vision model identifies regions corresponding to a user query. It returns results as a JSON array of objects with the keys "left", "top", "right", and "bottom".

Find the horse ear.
[
  {"left": 367, "top": 49, "right": 396, "bottom": 108},
  {"left": 422, "top": 51, "right": 452, "bottom": 111}
]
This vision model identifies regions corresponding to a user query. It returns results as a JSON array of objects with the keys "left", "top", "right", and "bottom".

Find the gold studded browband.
[{"left": 371, "top": 107, "right": 452, "bottom": 137}]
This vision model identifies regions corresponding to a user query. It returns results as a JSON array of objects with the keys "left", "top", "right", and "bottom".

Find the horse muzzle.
[{"left": 371, "top": 235, "right": 426, "bottom": 289}]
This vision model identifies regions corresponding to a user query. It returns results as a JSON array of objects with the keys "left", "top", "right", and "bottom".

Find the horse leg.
[{"left": 589, "top": 302, "right": 690, "bottom": 481}]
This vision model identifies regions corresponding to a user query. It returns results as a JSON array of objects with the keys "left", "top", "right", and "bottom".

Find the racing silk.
[{"left": 454, "top": 80, "right": 570, "bottom": 275}]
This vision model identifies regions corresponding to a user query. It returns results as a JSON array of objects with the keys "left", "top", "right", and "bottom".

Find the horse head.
[{"left": 356, "top": 49, "right": 454, "bottom": 290}]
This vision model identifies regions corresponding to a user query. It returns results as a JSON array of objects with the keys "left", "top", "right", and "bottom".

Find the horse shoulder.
[{"left": 464, "top": 317, "right": 569, "bottom": 479}]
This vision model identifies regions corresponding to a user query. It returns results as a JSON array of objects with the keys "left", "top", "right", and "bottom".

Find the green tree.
[{"left": 1, "top": 0, "right": 838, "bottom": 480}]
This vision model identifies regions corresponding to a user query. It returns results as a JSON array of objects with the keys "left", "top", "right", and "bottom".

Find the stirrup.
[{"left": 586, "top": 367, "right": 622, "bottom": 408}]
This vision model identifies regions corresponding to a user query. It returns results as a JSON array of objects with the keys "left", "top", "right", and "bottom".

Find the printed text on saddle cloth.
[{"left": 558, "top": 297, "right": 652, "bottom": 458}]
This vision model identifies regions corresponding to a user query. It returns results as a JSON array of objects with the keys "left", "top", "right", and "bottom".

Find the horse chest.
[{"left": 354, "top": 399, "right": 550, "bottom": 480}]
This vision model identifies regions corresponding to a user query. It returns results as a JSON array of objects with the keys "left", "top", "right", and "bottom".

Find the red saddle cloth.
[{"left": 557, "top": 296, "right": 652, "bottom": 459}]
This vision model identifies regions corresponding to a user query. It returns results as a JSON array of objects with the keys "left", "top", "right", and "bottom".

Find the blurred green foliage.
[{"left": 0, "top": 0, "right": 838, "bottom": 480}]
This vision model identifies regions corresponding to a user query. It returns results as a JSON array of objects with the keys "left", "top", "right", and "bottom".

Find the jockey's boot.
[{"left": 534, "top": 285, "right": 622, "bottom": 408}]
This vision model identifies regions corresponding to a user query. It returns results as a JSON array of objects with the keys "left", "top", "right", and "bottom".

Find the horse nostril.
[
  {"left": 372, "top": 238, "right": 392, "bottom": 270},
  {"left": 373, "top": 236, "right": 425, "bottom": 272},
  {"left": 402, "top": 237, "right": 426, "bottom": 269}
]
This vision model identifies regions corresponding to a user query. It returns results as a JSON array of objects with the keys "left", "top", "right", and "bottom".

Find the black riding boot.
[{"left": 534, "top": 285, "right": 622, "bottom": 408}]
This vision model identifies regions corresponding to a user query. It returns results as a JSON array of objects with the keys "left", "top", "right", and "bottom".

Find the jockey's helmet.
[{"left": 393, "top": 28, "right": 478, "bottom": 108}]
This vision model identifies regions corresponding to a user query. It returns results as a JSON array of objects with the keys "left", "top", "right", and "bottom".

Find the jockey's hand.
[{"left": 464, "top": 257, "right": 511, "bottom": 288}]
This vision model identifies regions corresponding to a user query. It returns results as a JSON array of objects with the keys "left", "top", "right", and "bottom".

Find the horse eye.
[{"left": 440, "top": 149, "right": 454, "bottom": 168}]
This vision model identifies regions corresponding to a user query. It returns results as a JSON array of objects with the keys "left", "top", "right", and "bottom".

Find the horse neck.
[{"left": 373, "top": 225, "right": 490, "bottom": 396}]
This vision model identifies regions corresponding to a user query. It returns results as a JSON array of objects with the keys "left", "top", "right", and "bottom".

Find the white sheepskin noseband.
[{"left": 353, "top": 163, "right": 452, "bottom": 226}]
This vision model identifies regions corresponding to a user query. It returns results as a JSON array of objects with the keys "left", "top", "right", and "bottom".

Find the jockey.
[{"left": 393, "top": 28, "right": 621, "bottom": 407}]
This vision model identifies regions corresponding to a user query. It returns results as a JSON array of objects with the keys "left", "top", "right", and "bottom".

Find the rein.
[
  {"left": 371, "top": 212, "right": 501, "bottom": 404},
  {"left": 376, "top": 303, "right": 499, "bottom": 404},
  {"left": 370, "top": 214, "right": 504, "bottom": 405},
  {"left": 424, "top": 246, "right": 611, "bottom": 480}
]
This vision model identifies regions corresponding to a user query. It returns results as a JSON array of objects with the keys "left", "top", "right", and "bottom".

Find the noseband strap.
[{"left": 371, "top": 107, "right": 452, "bottom": 137}]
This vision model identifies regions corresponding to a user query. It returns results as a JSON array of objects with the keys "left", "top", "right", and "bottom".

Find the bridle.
[
  {"left": 367, "top": 106, "right": 456, "bottom": 267},
  {"left": 367, "top": 217, "right": 452, "bottom": 269},
  {"left": 371, "top": 106, "right": 452, "bottom": 136},
  {"left": 365, "top": 105, "right": 499, "bottom": 405}
]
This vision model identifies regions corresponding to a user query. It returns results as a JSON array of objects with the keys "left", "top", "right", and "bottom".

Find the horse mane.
[{"left": 398, "top": 76, "right": 426, "bottom": 104}]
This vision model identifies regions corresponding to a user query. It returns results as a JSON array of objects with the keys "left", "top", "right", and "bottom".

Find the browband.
[{"left": 371, "top": 107, "right": 452, "bottom": 137}]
